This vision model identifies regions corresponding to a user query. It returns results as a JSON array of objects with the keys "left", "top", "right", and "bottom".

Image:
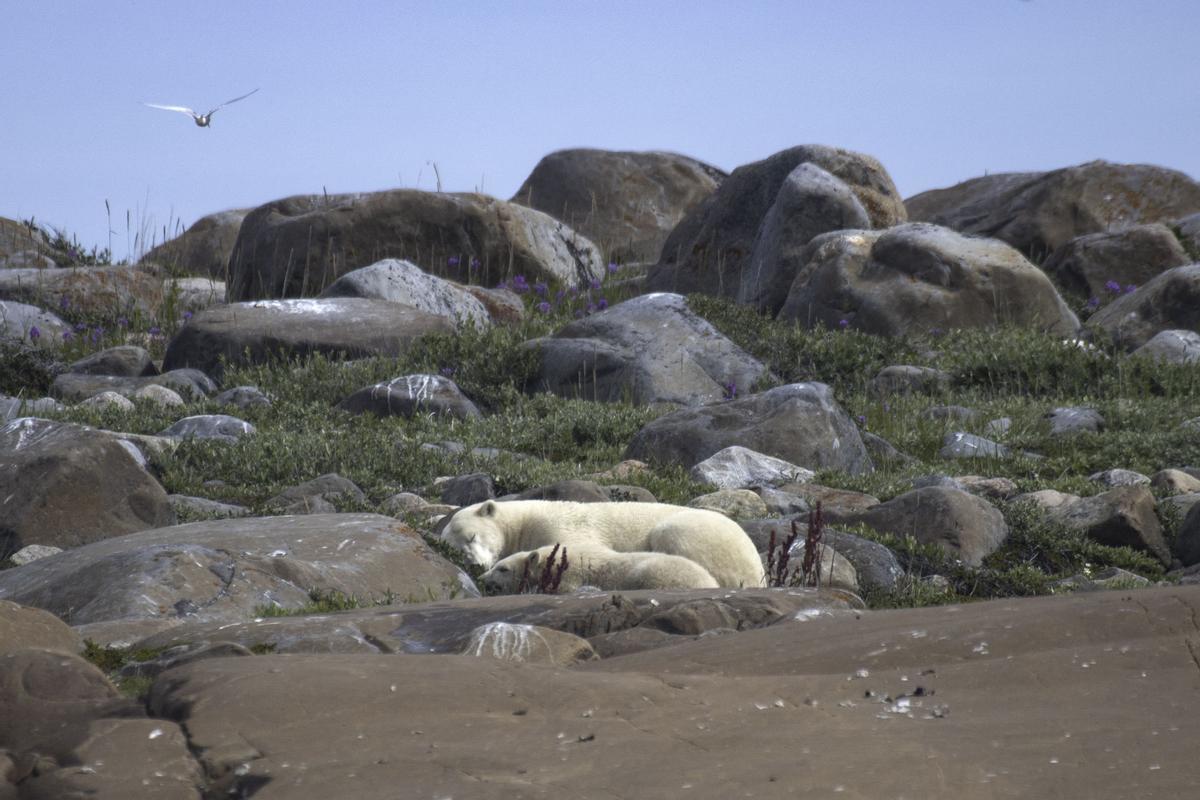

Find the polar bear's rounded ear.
[
  {"left": 525, "top": 551, "right": 541, "bottom": 569},
  {"left": 478, "top": 500, "right": 498, "bottom": 517}
]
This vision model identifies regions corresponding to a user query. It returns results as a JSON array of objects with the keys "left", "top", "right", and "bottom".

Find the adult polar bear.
[
  {"left": 440, "top": 499, "right": 765, "bottom": 588},
  {"left": 481, "top": 546, "right": 720, "bottom": 594}
]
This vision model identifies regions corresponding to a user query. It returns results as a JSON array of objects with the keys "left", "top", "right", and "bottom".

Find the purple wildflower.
[
  {"left": 511, "top": 275, "right": 529, "bottom": 293},
  {"left": 1086, "top": 296, "right": 1100, "bottom": 310},
  {"left": 607, "top": 261, "right": 619, "bottom": 274},
  {"left": 534, "top": 281, "right": 548, "bottom": 296},
  {"left": 496, "top": 279, "right": 508, "bottom": 290},
  {"left": 90, "top": 328, "right": 102, "bottom": 344},
  {"left": 856, "top": 414, "right": 867, "bottom": 426},
  {"left": 62, "top": 330, "right": 73, "bottom": 342},
  {"left": 723, "top": 381, "right": 738, "bottom": 400},
  {"left": 183, "top": 311, "right": 193, "bottom": 322},
  {"left": 586, "top": 303, "right": 597, "bottom": 314},
  {"left": 574, "top": 309, "right": 585, "bottom": 319},
  {"left": 536, "top": 301, "right": 551, "bottom": 314},
  {"left": 74, "top": 322, "right": 86, "bottom": 332},
  {"left": 448, "top": 255, "right": 460, "bottom": 267},
  {"left": 117, "top": 317, "right": 129, "bottom": 328},
  {"left": 59, "top": 295, "right": 70, "bottom": 310},
  {"left": 440, "top": 366, "right": 456, "bottom": 377},
  {"left": 469, "top": 257, "right": 480, "bottom": 271},
  {"left": 596, "top": 298, "right": 608, "bottom": 311},
  {"left": 589, "top": 277, "right": 602, "bottom": 291},
  {"left": 148, "top": 326, "right": 161, "bottom": 337},
  {"left": 555, "top": 289, "right": 566, "bottom": 301},
  {"left": 1124, "top": 284, "right": 1137, "bottom": 294},
  {"left": 28, "top": 326, "right": 40, "bottom": 342},
  {"left": 1104, "top": 280, "right": 1121, "bottom": 294},
  {"left": 838, "top": 318, "right": 849, "bottom": 330}
]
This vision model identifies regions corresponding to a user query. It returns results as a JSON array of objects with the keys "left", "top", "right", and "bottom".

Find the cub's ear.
[
  {"left": 478, "top": 500, "right": 498, "bottom": 517},
  {"left": 526, "top": 551, "right": 541, "bottom": 568}
]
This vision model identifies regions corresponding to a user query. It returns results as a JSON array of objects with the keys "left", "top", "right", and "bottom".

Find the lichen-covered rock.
[
  {"left": 906, "top": 160, "right": 1200, "bottom": 259},
  {"left": 647, "top": 145, "right": 905, "bottom": 299},
  {"left": 512, "top": 148, "right": 724, "bottom": 263},
  {"left": 778, "top": 223, "right": 1079, "bottom": 336}
]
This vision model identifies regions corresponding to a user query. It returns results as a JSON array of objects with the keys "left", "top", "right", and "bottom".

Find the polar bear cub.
[
  {"left": 481, "top": 546, "right": 720, "bottom": 594},
  {"left": 439, "top": 499, "right": 765, "bottom": 588}
]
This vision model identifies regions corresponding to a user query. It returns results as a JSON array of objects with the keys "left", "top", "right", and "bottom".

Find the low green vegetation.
[{"left": 15, "top": 264, "right": 1200, "bottom": 609}]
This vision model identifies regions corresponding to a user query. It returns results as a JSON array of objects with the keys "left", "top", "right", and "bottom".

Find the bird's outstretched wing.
[
  {"left": 143, "top": 103, "right": 197, "bottom": 116},
  {"left": 206, "top": 88, "right": 259, "bottom": 115}
]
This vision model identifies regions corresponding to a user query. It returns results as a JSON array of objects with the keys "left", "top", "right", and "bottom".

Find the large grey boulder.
[
  {"left": 1132, "top": 329, "right": 1200, "bottom": 364},
  {"left": 906, "top": 160, "right": 1200, "bottom": 260},
  {"left": 0, "top": 299, "right": 68, "bottom": 348},
  {"left": 777, "top": 223, "right": 1080, "bottom": 336},
  {"left": 625, "top": 382, "right": 874, "bottom": 475},
  {"left": 738, "top": 162, "right": 871, "bottom": 313},
  {"left": 526, "top": 292, "right": 769, "bottom": 406},
  {"left": 0, "top": 599, "right": 80, "bottom": 656},
  {"left": 1049, "top": 485, "right": 1171, "bottom": 566},
  {"left": 161, "top": 297, "right": 454, "bottom": 379},
  {"left": 511, "top": 148, "right": 725, "bottom": 263},
  {"left": 0, "top": 418, "right": 175, "bottom": 558},
  {"left": 827, "top": 486, "right": 1008, "bottom": 567},
  {"left": 318, "top": 258, "right": 491, "bottom": 328},
  {"left": 0, "top": 514, "right": 477, "bottom": 645},
  {"left": 141, "top": 207, "right": 249, "bottom": 278},
  {"left": 1087, "top": 264, "right": 1200, "bottom": 349},
  {"left": 227, "top": 189, "right": 603, "bottom": 301},
  {"left": 646, "top": 145, "right": 905, "bottom": 298},
  {"left": 1042, "top": 223, "right": 1190, "bottom": 299}
]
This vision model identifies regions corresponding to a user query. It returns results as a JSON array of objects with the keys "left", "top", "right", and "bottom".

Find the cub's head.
[
  {"left": 478, "top": 550, "right": 537, "bottom": 595},
  {"left": 439, "top": 500, "right": 507, "bottom": 568}
]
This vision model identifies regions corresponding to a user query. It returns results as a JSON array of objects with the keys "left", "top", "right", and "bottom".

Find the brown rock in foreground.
[{"left": 143, "top": 586, "right": 1200, "bottom": 799}]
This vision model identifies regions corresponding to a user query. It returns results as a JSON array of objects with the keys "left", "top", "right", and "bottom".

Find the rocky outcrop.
[
  {"left": 646, "top": 145, "right": 905, "bottom": 299},
  {"left": 906, "top": 160, "right": 1200, "bottom": 260},
  {"left": 227, "top": 190, "right": 603, "bottom": 301}
]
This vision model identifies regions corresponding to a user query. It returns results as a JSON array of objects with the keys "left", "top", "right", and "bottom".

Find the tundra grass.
[{"left": 21, "top": 292, "right": 1200, "bottom": 609}]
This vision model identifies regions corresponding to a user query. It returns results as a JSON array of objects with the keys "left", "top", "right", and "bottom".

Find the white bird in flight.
[{"left": 143, "top": 88, "right": 259, "bottom": 127}]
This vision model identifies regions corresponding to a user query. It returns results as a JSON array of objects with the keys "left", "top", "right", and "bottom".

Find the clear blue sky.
[{"left": 5, "top": 0, "right": 1198, "bottom": 262}]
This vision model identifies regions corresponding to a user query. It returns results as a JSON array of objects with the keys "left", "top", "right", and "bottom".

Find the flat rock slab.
[
  {"left": 131, "top": 588, "right": 858, "bottom": 656},
  {"left": 142, "top": 586, "right": 1200, "bottom": 799},
  {"left": 161, "top": 297, "right": 455, "bottom": 379},
  {"left": 0, "top": 514, "right": 477, "bottom": 645},
  {"left": 0, "top": 600, "right": 80, "bottom": 656}
]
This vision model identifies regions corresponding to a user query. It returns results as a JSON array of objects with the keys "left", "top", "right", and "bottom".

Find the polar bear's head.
[
  {"left": 439, "top": 500, "right": 508, "bottom": 568},
  {"left": 478, "top": 550, "right": 536, "bottom": 594}
]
